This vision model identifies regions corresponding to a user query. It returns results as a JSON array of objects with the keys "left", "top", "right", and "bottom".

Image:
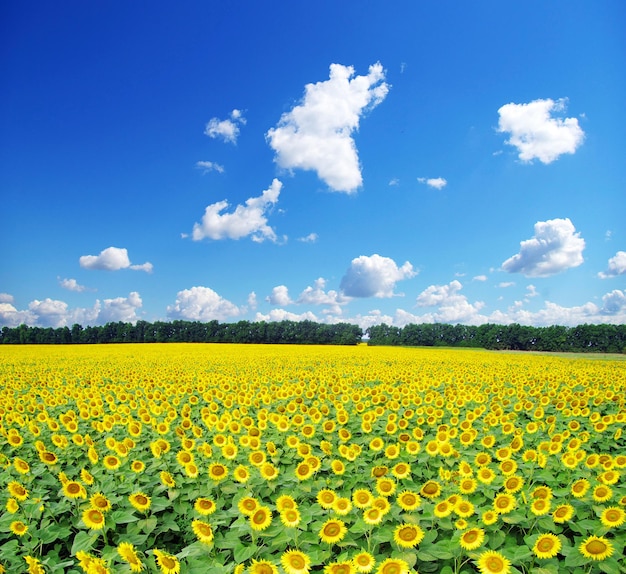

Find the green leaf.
[
  {"left": 110, "top": 509, "right": 140, "bottom": 524},
  {"left": 598, "top": 557, "right": 622, "bottom": 574},
  {"left": 563, "top": 550, "right": 589, "bottom": 568},
  {"left": 234, "top": 543, "right": 257, "bottom": 563},
  {"left": 70, "top": 531, "right": 99, "bottom": 555}
]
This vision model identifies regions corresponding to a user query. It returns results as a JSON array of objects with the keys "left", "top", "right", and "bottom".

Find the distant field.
[{"left": 1, "top": 344, "right": 624, "bottom": 574}]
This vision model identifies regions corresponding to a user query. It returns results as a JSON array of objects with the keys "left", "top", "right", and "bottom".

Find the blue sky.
[{"left": 1, "top": 1, "right": 625, "bottom": 329}]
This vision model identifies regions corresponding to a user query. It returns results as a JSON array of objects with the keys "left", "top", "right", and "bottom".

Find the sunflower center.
[
  {"left": 289, "top": 556, "right": 305, "bottom": 568},
  {"left": 253, "top": 510, "right": 267, "bottom": 524},
  {"left": 496, "top": 498, "right": 509, "bottom": 509},
  {"left": 605, "top": 510, "right": 619, "bottom": 522},
  {"left": 423, "top": 483, "right": 438, "bottom": 495},
  {"left": 67, "top": 483, "right": 81, "bottom": 493},
  {"left": 555, "top": 507, "right": 567, "bottom": 518},
  {"left": 381, "top": 563, "right": 402, "bottom": 574},
  {"left": 88, "top": 510, "right": 103, "bottom": 524},
  {"left": 586, "top": 540, "right": 607, "bottom": 555},
  {"left": 399, "top": 527, "right": 416, "bottom": 541},
  {"left": 135, "top": 495, "right": 147, "bottom": 506},
  {"left": 464, "top": 531, "right": 478, "bottom": 542},
  {"left": 538, "top": 538, "right": 555, "bottom": 551},
  {"left": 487, "top": 556, "right": 505, "bottom": 572},
  {"left": 161, "top": 556, "right": 176, "bottom": 569},
  {"left": 324, "top": 523, "right": 339, "bottom": 536},
  {"left": 213, "top": 466, "right": 225, "bottom": 475}
]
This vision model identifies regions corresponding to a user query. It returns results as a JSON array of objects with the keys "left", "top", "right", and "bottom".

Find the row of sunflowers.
[{"left": 1, "top": 343, "right": 625, "bottom": 574}]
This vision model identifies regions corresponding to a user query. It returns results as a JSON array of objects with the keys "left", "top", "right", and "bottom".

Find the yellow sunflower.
[
  {"left": 570, "top": 479, "right": 590, "bottom": 498},
  {"left": 492, "top": 493, "right": 516, "bottom": 515},
  {"left": 396, "top": 490, "right": 421, "bottom": 511},
  {"left": 103, "top": 455, "right": 121, "bottom": 470},
  {"left": 6, "top": 498, "right": 19, "bottom": 513},
  {"left": 600, "top": 506, "right": 626, "bottom": 528},
  {"left": 333, "top": 497, "right": 353, "bottom": 516},
  {"left": 552, "top": 504, "right": 574, "bottom": 523},
  {"left": 393, "top": 523, "right": 424, "bottom": 548},
  {"left": 578, "top": 536, "right": 614, "bottom": 561},
  {"left": 7, "top": 481, "right": 28, "bottom": 501},
  {"left": 280, "top": 508, "right": 301, "bottom": 528},
  {"left": 353, "top": 551, "right": 375, "bottom": 573},
  {"left": 129, "top": 492, "right": 151, "bottom": 513},
  {"left": 233, "top": 465, "right": 250, "bottom": 483},
  {"left": 194, "top": 497, "right": 216, "bottom": 516},
  {"left": 375, "top": 558, "right": 409, "bottom": 574},
  {"left": 324, "top": 562, "right": 355, "bottom": 574},
  {"left": 592, "top": 485, "right": 613, "bottom": 503},
  {"left": 277, "top": 495, "right": 298, "bottom": 512},
  {"left": 10, "top": 520, "right": 28, "bottom": 536},
  {"left": 363, "top": 507, "right": 383, "bottom": 525},
  {"left": 434, "top": 500, "right": 453, "bottom": 518},
  {"left": 420, "top": 480, "right": 441, "bottom": 499},
  {"left": 249, "top": 506, "right": 272, "bottom": 531},
  {"left": 532, "top": 533, "right": 561, "bottom": 559},
  {"left": 238, "top": 496, "right": 259, "bottom": 517},
  {"left": 160, "top": 471, "right": 175, "bottom": 488},
  {"left": 208, "top": 463, "right": 228, "bottom": 482},
  {"left": 530, "top": 498, "right": 551, "bottom": 516},
  {"left": 319, "top": 518, "right": 347, "bottom": 544},
  {"left": 281, "top": 549, "right": 311, "bottom": 574},
  {"left": 476, "top": 550, "right": 511, "bottom": 574},
  {"left": 353, "top": 489, "right": 374, "bottom": 509},
  {"left": 317, "top": 489, "right": 337, "bottom": 509},
  {"left": 481, "top": 510, "right": 498, "bottom": 526},
  {"left": 13, "top": 458, "right": 30, "bottom": 475},
  {"left": 82, "top": 508, "right": 106, "bottom": 530},
  {"left": 192, "top": 519, "right": 214, "bottom": 544},
  {"left": 117, "top": 542, "right": 144, "bottom": 572},
  {"left": 90, "top": 493, "right": 112, "bottom": 513},
  {"left": 459, "top": 527, "right": 485, "bottom": 551},
  {"left": 376, "top": 477, "right": 396, "bottom": 497},
  {"left": 63, "top": 480, "right": 87, "bottom": 500},
  {"left": 131, "top": 460, "right": 146, "bottom": 473},
  {"left": 25, "top": 556, "right": 46, "bottom": 574},
  {"left": 153, "top": 549, "right": 180, "bottom": 574}
]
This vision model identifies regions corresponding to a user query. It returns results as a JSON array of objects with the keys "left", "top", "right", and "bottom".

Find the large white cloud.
[
  {"left": 266, "top": 62, "right": 389, "bottom": 193},
  {"left": 297, "top": 277, "right": 351, "bottom": 315},
  {"left": 415, "top": 280, "right": 486, "bottom": 324},
  {"left": 191, "top": 179, "right": 282, "bottom": 242},
  {"left": 497, "top": 98, "right": 584, "bottom": 164},
  {"left": 79, "top": 246, "right": 153, "bottom": 272},
  {"left": 0, "top": 292, "right": 142, "bottom": 327},
  {"left": 340, "top": 254, "right": 416, "bottom": 298},
  {"left": 166, "top": 286, "right": 241, "bottom": 322},
  {"left": 266, "top": 285, "right": 292, "bottom": 306},
  {"left": 204, "top": 109, "right": 246, "bottom": 144},
  {"left": 598, "top": 251, "right": 626, "bottom": 279},
  {"left": 502, "top": 218, "right": 585, "bottom": 277}
]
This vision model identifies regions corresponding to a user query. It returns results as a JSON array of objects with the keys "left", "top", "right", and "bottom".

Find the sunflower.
[
  {"left": 153, "top": 549, "right": 180, "bottom": 574},
  {"left": 82, "top": 508, "right": 106, "bottom": 530},
  {"left": 317, "top": 489, "right": 337, "bottom": 509},
  {"left": 579, "top": 536, "right": 614, "bottom": 561},
  {"left": 6, "top": 498, "right": 18, "bottom": 513},
  {"left": 420, "top": 480, "right": 441, "bottom": 499},
  {"left": 90, "top": 493, "right": 112, "bottom": 513},
  {"left": 531, "top": 485, "right": 552, "bottom": 500},
  {"left": 393, "top": 523, "right": 425, "bottom": 548},
  {"left": 7, "top": 481, "right": 28, "bottom": 501},
  {"left": 363, "top": 507, "right": 383, "bottom": 525},
  {"left": 475, "top": 452, "right": 492, "bottom": 466},
  {"left": 208, "top": 463, "right": 228, "bottom": 482},
  {"left": 353, "top": 489, "right": 374, "bottom": 509},
  {"left": 63, "top": 480, "right": 87, "bottom": 500},
  {"left": 192, "top": 519, "right": 214, "bottom": 544},
  {"left": 249, "top": 506, "right": 272, "bottom": 531},
  {"left": 375, "top": 558, "right": 409, "bottom": 574},
  {"left": 281, "top": 549, "right": 311, "bottom": 574},
  {"left": 277, "top": 495, "right": 298, "bottom": 512},
  {"left": 324, "top": 562, "right": 355, "bottom": 574},
  {"left": 530, "top": 498, "right": 551, "bottom": 516},
  {"left": 24, "top": 556, "right": 45, "bottom": 574},
  {"left": 493, "top": 493, "right": 516, "bottom": 515},
  {"left": 459, "top": 527, "right": 485, "bottom": 551},
  {"left": 333, "top": 497, "right": 353, "bottom": 516},
  {"left": 592, "top": 485, "right": 613, "bottom": 503},
  {"left": 570, "top": 479, "right": 590, "bottom": 498},
  {"left": 503, "top": 475, "right": 524, "bottom": 494},
  {"left": 233, "top": 464, "right": 250, "bottom": 483},
  {"left": 249, "top": 560, "right": 278, "bottom": 574},
  {"left": 238, "top": 496, "right": 260, "bottom": 516},
  {"left": 295, "top": 462, "right": 314, "bottom": 481},
  {"left": 434, "top": 500, "right": 453, "bottom": 518},
  {"left": 353, "top": 551, "right": 375, "bottom": 573},
  {"left": 13, "top": 457, "right": 30, "bottom": 475},
  {"left": 396, "top": 490, "right": 421, "bottom": 511},
  {"left": 261, "top": 463, "right": 279, "bottom": 481},
  {"left": 376, "top": 477, "right": 396, "bottom": 497},
  {"left": 280, "top": 508, "right": 301, "bottom": 528},
  {"left": 600, "top": 506, "right": 626, "bottom": 528},
  {"left": 129, "top": 492, "right": 151, "bottom": 513},
  {"left": 459, "top": 478, "right": 478, "bottom": 495},
  {"left": 160, "top": 471, "right": 176, "bottom": 488},
  {"left": 481, "top": 510, "right": 498, "bottom": 526},
  {"left": 194, "top": 497, "right": 216, "bottom": 516},
  {"left": 117, "top": 542, "right": 144, "bottom": 572},
  {"left": 552, "top": 504, "right": 574, "bottom": 523},
  {"left": 476, "top": 550, "right": 511, "bottom": 574},
  {"left": 10, "top": 520, "right": 28, "bottom": 536},
  {"left": 532, "top": 533, "right": 561, "bottom": 559},
  {"left": 319, "top": 518, "right": 347, "bottom": 544},
  {"left": 103, "top": 455, "right": 121, "bottom": 470},
  {"left": 455, "top": 499, "right": 475, "bottom": 518},
  {"left": 391, "top": 462, "right": 411, "bottom": 479},
  {"left": 131, "top": 460, "right": 146, "bottom": 473},
  {"left": 80, "top": 468, "right": 95, "bottom": 485},
  {"left": 39, "top": 450, "right": 59, "bottom": 465}
]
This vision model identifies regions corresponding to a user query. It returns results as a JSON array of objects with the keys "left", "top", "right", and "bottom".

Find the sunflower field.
[{"left": 1, "top": 343, "right": 625, "bottom": 574}]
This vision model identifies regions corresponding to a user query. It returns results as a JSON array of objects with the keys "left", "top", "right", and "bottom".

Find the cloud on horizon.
[{"left": 340, "top": 254, "right": 416, "bottom": 298}]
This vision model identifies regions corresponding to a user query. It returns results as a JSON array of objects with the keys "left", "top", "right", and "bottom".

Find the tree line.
[
  {"left": 365, "top": 322, "right": 626, "bottom": 353},
  {"left": 0, "top": 320, "right": 363, "bottom": 346}
]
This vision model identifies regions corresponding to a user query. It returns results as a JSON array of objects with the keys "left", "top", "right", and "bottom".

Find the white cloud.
[
  {"left": 166, "top": 286, "right": 241, "bottom": 322},
  {"left": 297, "top": 277, "right": 351, "bottom": 315},
  {"left": 502, "top": 218, "right": 585, "bottom": 277},
  {"left": 598, "top": 251, "right": 626, "bottom": 279},
  {"left": 418, "top": 177, "right": 447, "bottom": 190},
  {"left": 0, "top": 292, "right": 142, "bottom": 327},
  {"left": 254, "top": 309, "right": 319, "bottom": 322},
  {"left": 497, "top": 98, "right": 584, "bottom": 163},
  {"left": 340, "top": 254, "right": 416, "bottom": 298},
  {"left": 204, "top": 109, "right": 246, "bottom": 144},
  {"left": 388, "top": 178, "right": 399, "bottom": 186},
  {"left": 196, "top": 161, "right": 225, "bottom": 174},
  {"left": 79, "top": 247, "right": 153, "bottom": 273},
  {"left": 266, "top": 62, "right": 389, "bottom": 193},
  {"left": 266, "top": 285, "right": 292, "bottom": 306},
  {"left": 0, "top": 293, "right": 15, "bottom": 303},
  {"left": 59, "top": 278, "right": 89, "bottom": 292},
  {"left": 247, "top": 292, "right": 258, "bottom": 310},
  {"left": 525, "top": 284, "right": 539, "bottom": 298},
  {"left": 415, "top": 280, "right": 486, "bottom": 324},
  {"left": 191, "top": 179, "right": 283, "bottom": 242},
  {"left": 473, "top": 275, "right": 488, "bottom": 282},
  {"left": 498, "top": 282, "right": 515, "bottom": 288},
  {"left": 297, "top": 233, "right": 318, "bottom": 243}
]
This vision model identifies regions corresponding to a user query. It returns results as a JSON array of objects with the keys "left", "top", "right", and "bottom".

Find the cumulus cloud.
[
  {"left": 502, "top": 218, "right": 585, "bottom": 277},
  {"left": 79, "top": 247, "right": 153, "bottom": 273},
  {"left": 247, "top": 292, "right": 258, "bottom": 310},
  {"left": 340, "top": 254, "right": 416, "bottom": 298},
  {"left": 297, "top": 233, "right": 318, "bottom": 243},
  {"left": 525, "top": 285, "right": 539, "bottom": 298},
  {"left": 0, "top": 293, "right": 15, "bottom": 303},
  {"left": 598, "top": 251, "right": 626, "bottom": 279},
  {"left": 0, "top": 292, "right": 142, "bottom": 327},
  {"left": 191, "top": 179, "right": 282, "bottom": 242},
  {"left": 497, "top": 98, "right": 584, "bottom": 163},
  {"left": 59, "top": 278, "right": 89, "bottom": 292},
  {"left": 196, "top": 161, "right": 225, "bottom": 174},
  {"left": 266, "top": 62, "right": 389, "bottom": 193},
  {"left": 166, "top": 286, "right": 241, "bottom": 322},
  {"left": 297, "top": 278, "right": 350, "bottom": 315},
  {"left": 254, "top": 309, "right": 319, "bottom": 323},
  {"left": 204, "top": 109, "right": 246, "bottom": 144},
  {"left": 415, "top": 280, "right": 486, "bottom": 324},
  {"left": 418, "top": 177, "right": 447, "bottom": 190},
  {"left": 266, "top": 285, "right": 292, "bottom": 306}
]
